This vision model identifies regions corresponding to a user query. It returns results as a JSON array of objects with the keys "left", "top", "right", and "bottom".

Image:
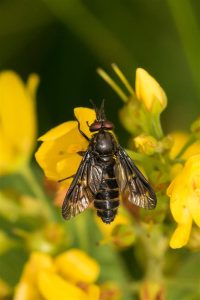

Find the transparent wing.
[
  {"left": 115, "top": 146, "right": 157, "bottom": 209},
  {"left": 62, "top": 152, "right": 102, "bottom": 220}
]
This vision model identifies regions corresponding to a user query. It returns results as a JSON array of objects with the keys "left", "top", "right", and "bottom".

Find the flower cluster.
[
  {"left": 99, "top": 66, "right": 200, "bottom": 252},
  {"left": 14, "top": 249, "right": 100, "bottom": 300},
  {"left": 1, "top": 66, "right": 200, "bottom": 300}
]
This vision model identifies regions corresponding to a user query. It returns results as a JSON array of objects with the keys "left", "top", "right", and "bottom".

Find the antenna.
[{"left": 99, "top": 99, "right": 106, "bottom": 120}]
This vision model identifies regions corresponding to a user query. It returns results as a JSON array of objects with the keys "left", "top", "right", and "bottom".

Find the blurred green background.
[{"left": 1, "top": 0, "right": 200, "bottom": 139}]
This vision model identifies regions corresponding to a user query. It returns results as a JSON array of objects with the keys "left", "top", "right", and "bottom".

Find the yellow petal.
[
  {"left": 57, "top": 154, "right": 82, "bottom": 184},
  {"left": 188, "top": 190, "right": 200, "bottom": 227},
  {"left": 170, "top": 213, "right": 192, "bottom": 249},
  {"left": 169, "top": 131, "right": 189, "bottom": 159},
  {"left": 55, "top": 249, "right": 100, "bottom": 284},
  {"left": 0, "top": 133, "right": 15, "bottom": 175},
  {"left": 87, "top": 284, "right": 100, "bottom": 300},
  {"left": 35, "top": 140, "right": 58, "bottom": 180},
  {"left": 169, "top": 131, "right": 200, "bottom": 160},
  {"left": 168, "top": 174, "right": 188, "bottom": 223},
  {"left": 38, "top": 271, "right": 87, "bottom": 300},
  {"left": 14, "top": 282, "right": 43, "bottom": 300},
  {"left": 183, "top": 140, "right": 200, "bottom": 159},
  {"left": 27, "top": 74, "right": 40, "bottom": 100},
  {"left": 135, "top": 68, "right": 167, "bottom": 113},
  {"left": 74, "top": 107, "right": 96, "bottom": 138},
  {"left": 35, "top": 126, "right": 87, "bottom": 181},
  {"left": 20, "top": 252, "right": 55, "bottom": 285},
  {"left": 170, "top": 163, "right": 184, "bottom": 179},
  {"left": 38, "top": 121, "right": 77, "bottom": 141},
  {"left": 0, "top": 71, "right": 38, "bottom": 174}
]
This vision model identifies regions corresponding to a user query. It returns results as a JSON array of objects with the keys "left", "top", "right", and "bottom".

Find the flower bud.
[
  {"left": 135, "top": 68, "right": 167, "bottom": 114},
  {"left": 134, "top": 135, "right": 157, "bottom": 155}
]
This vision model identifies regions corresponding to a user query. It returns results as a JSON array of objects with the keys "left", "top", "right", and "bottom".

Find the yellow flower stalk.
[
  {"left": 35, "top": 107, "right": 95, "bottom": 186},
  {"left": 0, "top": 71, "right": 39, "bottom": 175},
  {"left": 167, "top": 154, "right": 200, "bottom": 248},
  {"left": 135, "top": 68, "right": 167, "bottom": 114}
]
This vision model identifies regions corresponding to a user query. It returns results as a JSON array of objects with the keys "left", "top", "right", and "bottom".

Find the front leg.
[{"left": 77, "top": 120, "right": 91, "bottom": 142}]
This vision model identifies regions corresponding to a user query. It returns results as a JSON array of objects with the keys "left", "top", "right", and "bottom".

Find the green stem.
[
  {"left": 175, "top": 135, "right": 196, "bottom": 159},
  {"left": 136, "top": 224, "right": 168, "bottom": 282},
  {"left": 74, "top": 213, "right": 89, "bottom": 252},
  {"left": 152, "top": 113, "right": 164, "bottom": 140},
  {"left": 19, "top": 164, "right": 57, "bottom": 221}
]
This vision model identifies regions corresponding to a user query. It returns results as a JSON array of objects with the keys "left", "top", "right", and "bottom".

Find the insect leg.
[
  {"left": 58, "top": 175, "right": 74, "bottom": 183},
  {"left": 77, "top": 120, "right": 90, "bottom": 142},
  {"left": 77, "top": 151, "right": 86, "bottom": 156}
]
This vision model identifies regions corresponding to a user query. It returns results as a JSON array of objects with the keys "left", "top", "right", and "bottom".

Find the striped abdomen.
[{"left": 94, "top": 161, "right": 119, "bottom": 224}]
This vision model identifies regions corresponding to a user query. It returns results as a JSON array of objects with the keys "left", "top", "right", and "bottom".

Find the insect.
[{"left": 61, "top": 101, "right": 157, "bottom": 224}]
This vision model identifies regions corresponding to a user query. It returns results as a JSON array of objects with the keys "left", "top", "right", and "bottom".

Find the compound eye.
[
  {"left": 89, "top": 122, "right": 102, "bottom": 132},
  {"left": 103, "top": 121, "right": 113, "bottom": 130}
]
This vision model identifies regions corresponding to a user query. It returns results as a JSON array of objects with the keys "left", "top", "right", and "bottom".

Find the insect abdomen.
[{"left": 94, "top": 163, "right": 119, "bottom": 224}]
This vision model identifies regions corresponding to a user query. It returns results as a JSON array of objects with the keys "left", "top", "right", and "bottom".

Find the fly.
[{"left": 61, "top": 101, "right": 157, "bottom": 224}]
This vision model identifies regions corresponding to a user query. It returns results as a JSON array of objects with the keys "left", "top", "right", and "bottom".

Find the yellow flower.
[
  {"left": 14, "top": 249, "right": 101, "bottom": 300},
  {"left": 0, "top": 71, "right": 39, "bottom": 175},
  {"left": 167, "top": 154, "right": 200, "bottom": 248},
  {"left": 135, "top": 68, "right": 167, "bottom": 114},
  {"left": 169, "top": 131, "right": 200, "bottom": 179},
  {"left": 169, "top": 131, "right": 200, "bottom": 160},
  {"left": 35, "top": 107, "right": 95, "bottom": 186}
]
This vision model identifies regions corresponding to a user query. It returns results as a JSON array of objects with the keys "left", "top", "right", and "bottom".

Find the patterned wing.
[
  {"left": 62, "top": 152, "right": 103, "bottom": 220},
  {"left": 115, "top": 146, "right": 157, "bottom": 209}
]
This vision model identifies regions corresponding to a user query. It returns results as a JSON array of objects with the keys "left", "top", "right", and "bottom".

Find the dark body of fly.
[
  {"left": 61, "top": 102, "right": 157, "bottom": 224},
  {"left": 91, "top": 131, "right": 119, "bottom": 223}
]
